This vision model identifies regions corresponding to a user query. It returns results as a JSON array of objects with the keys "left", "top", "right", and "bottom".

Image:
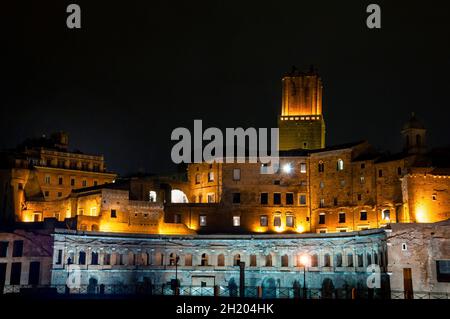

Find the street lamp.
[{"left": 299, "top": 254, "right": 310, "bottom": 299}]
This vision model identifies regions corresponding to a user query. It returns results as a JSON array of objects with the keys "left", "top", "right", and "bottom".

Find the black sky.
[{"left": 2, "top": 0, "right": 450, "bottom": 175}]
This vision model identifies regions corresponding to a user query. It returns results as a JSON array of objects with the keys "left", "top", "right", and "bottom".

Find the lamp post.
[
  {"left": 175, "top": 256, "right": 180, "bottom": 295},
  {"left": 299, "top": 254, "right": 310, "bottom": 299}
]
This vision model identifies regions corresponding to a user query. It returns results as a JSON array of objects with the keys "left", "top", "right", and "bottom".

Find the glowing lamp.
[
  {"left": 299, "top": 254, "right": 310, "bottom": 267},
  {"left": 282, "top": 163, "right": 292, "bottom": 174}
]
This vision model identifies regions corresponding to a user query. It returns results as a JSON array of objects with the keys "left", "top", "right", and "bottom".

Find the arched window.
[
  {"left": 91, "top": 252, "right": 99, "bottom": 265},
  {"left": 324, "top": 253, "right": 331, "bottom": 267},
  {"left": 103, "top": 253, "right": 111, "bottom": 265},
  {"left": 318, "top": 161, "right": 324, "bottom": 173},
  {"left": 233, "top": 254, "right": 241, "bottom": 266},
  {"left": 184, "top": 254, "right": 192, "bottom": 266},
  {"left": 91, "top": 225, "right": 99, "bottom": 232},
  {"left": 169, "top": 253, "right": 177, "bottom": 266},
  {"left": 265, "top": 254, "right": 272, "bottom": 267},
  {"left": 155, "top": 252, "right": 164, "bottom": 266},
  {"left": 149, "top": 191, "right": 157, "bottom": 202},
  {"left": 337, "top": 159, "right": 344, "bottom": 171},
  {"left": 367, "top": 252, "right": 372, "bottom": 265},
  {"left": 374, "top": 251, "right": 378, "bottom": 265},
  {"left": 250, "top": 254, "right": 257, "bottom": 267},
  {"left": 128, "top": 253, "right": 135, "bottom": 266},
  {"left": 335, "top": 253, "right": 342, "bottom": 267},
  {"left": 281, "top": 254, "right": 289, "bottom": 267},
  {"left": 201, "top": 253, "right": 208, "bottom": 266},
  {"left": 311, "top": 254, "right": 318, "bottom": 267},
  {"left": 217, "top": 254, "right": 225, "bottom": 266},
  {"left": 79, "top": 251, "right": 86, "bottom": 265},
  {"left": 357, "top": 253, "right": 364, "bottom": 267},
  {"left": 347, "top": 253, "right": 354, "bottom": 267}
]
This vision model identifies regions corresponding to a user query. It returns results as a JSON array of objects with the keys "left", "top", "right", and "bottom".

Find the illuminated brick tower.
[{"left": 278, "top": 66, "right": 325, "bottom": 150}]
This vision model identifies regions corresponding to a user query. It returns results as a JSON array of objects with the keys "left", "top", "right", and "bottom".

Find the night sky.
[{"left": 2, "top": 1, "right": 450, "bottom": 175}]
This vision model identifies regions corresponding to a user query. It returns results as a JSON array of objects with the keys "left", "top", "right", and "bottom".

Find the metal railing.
[{"left": 0, "top": 284, "right": 400, "bottom": 299}]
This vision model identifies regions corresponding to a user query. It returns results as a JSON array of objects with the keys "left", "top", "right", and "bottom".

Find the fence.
[{"left": 0, "top": 284, "right": 405, "bottom": 299}]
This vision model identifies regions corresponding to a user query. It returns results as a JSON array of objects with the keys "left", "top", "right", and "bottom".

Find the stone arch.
[
  {"left": 87, "top": 277, "right": 99, "bottom": 294},
  {"left": 171, "top": 189, "right": 189, "bottom": 203},
  {"left": 321, "top": 278, "right": 335, "bottom": 299},
  {"left": 261, "top": 277, "right": 277, "bottom": 298}
]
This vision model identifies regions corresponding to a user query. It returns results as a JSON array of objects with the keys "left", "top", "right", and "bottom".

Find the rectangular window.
[
  {"left": 90, "top": 207, "right": 97, "bottom": 216},
  {"left": 333, "top": 198, "right": 338, "bottom": 206},
  {"left": 286, "top": 193, "right": 294, "bottom": 205},
  {"left": 260, "top": 215, "right": 268, "bottom": 227},
  {"left": 273, "top": 216, "right": 281, "bottom": 227},
  {"left": 110, "top": 209, "right": 117, "bottom": 218},
  {"left": 260, "top": 193, "right": 268, "bottom": 205},
  {"left": 319, "top": 198, "right": 325, "bottom": 208},
  {"left": 232, "top": 193, "right": 241, "bottom": 204},
  {"left": 184, "top": 254, "right": 192, "bottom": 266},
  {"left": 436, "top": 260, "right": 450, "bottom": 282},
  {"left": 103, "top": 254, "right": 111, "bottom": 265},
  {"left": 58, "top": 192, "right": 62, "bottom": 197},
  {"left": 82, "top": 180, "right": 87, "bottom": 187},
  {"left": 93, "top": 180, "right": 98, "bottom": 186},
  {"left": 10, "top": 262, "right": 21, "bottom": 285},
  {"left": 319, "top": 213, "right": 326, "bottom": 225},
  {"left": 44, "top": 191, "right": 49, "bottom": 197},
  {"left": 361, "top": 163, "right": 365, "bottom": 169},
  {"left": 56, "top": 250, "right": 63, "bottom": 265},
  {"left": 360, "top": 176, "right": 365, "bottom": 184},
  {"left": 250, "top": 255, "right": 257, "bottom": 267},
  {"left": 232, "top": 168, "right": 240, "bottom": 181},
  {"left": 28, "top": 261, "right": 40, "bottom": 285},
  {"left": 233, "top": 216, "right": 240, "bottom": 227},
  {"left": 207, "top": 193, "right": 215, "bottom": 203},
  {"left": 273, "top": 193, "right": 281, "bottom": 205},
  {"left": 299, "top": 194, "right": 307, "bottom": 205},
  {"left": 58, "top": 177, "right": 63, "bottom": 185},
  {"left": 208, "top": 171, "right": 214, "bottom": 182},
  {"left": 12, "top": 240, "right": 23, "bottom": 257},
  {"left": 174, "top": 214, "right": 181, "bottom": 224},
  {"left": 339, "top": 212, "right": 346, "bottom": 223},
  {"left": 199, "top": 215, "right": 207, "bottom": 227},
  {"left": 357, "top": 194, "right": 362, "bottom": 201},
  {"left": 70, "top": 178, "right": 75, "bottom": 186},
  {"left": 300, "top": 163, "right": 307, "bottom": 173},
  {"left": 195, "top": 173, "right": 201, "bottom": 184},
  {"left": 286, "top": 215, "right": 294, "bottom": 227},
  {"left": 358, "top": 254, "right": 364, "bottom": 267},
  {"left": 360, "top": 211, "right": 367, "bottom": 220},
  {"left": 378, "top": 169, "right": 383, "bottom": 177},
  {"left": 0, "top": 242, "right": 8, "bottom": 257},
  {"left": 44, "top": 175, "right": 50, "bottom": 184}
]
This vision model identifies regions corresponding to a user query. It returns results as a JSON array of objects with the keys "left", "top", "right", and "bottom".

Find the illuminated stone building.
[
  {"left": 0, "top": 68, "right": 449, "bottom": 297},
  {"left": 51, "top": 228, "right": 389, "bottom": 297},
  {"left": 0, "top": 132, "right": 116, "bottom": 224}
]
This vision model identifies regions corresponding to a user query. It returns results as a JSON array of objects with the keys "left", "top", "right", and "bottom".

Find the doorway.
[{"left": 403, "top": 268, "right": 413, "bottom": 299}]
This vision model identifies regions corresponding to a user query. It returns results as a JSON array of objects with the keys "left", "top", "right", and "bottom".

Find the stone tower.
[
  {"left": 401, "top": 112, "right": 427, "bottom": 154},
  {"left": 278, "top": 66, "right": 325, "bottom": 151}
]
